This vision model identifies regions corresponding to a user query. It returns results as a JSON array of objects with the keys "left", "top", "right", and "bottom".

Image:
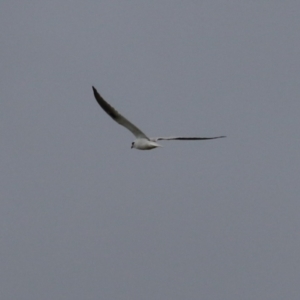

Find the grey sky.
[{"left": 1, "top": 1, "right": 300, "bottom": 299}]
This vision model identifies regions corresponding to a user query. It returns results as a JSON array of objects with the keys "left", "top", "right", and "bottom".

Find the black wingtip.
[{"left": 92, "top": 86, "right": 100, "bottom": 99}]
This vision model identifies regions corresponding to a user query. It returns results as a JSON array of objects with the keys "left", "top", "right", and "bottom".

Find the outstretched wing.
[
  {"left": 153, "top": 136, "right": 226, "bottom": 141},
  {"left": 92, "top": 86, "right": 149, "bottom": 140}
]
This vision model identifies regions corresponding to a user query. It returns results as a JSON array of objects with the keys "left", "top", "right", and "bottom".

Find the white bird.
[{"left": 92, "top": 86, "right": 226, "bottom": 150}]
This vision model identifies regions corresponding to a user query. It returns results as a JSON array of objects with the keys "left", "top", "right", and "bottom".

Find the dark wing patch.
[
  {"left": 93, "top": 86, "right": 119, "bottom": 119},
  {"left": 156, "top": 136, "right": 226, "bottom": 141}
]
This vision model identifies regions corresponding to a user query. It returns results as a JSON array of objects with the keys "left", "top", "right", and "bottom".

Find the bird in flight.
[{"left": 92, "top": 86, "right": 226, "bottom": 150}]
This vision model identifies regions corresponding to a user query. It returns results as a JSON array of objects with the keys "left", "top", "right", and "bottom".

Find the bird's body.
[
  {"left": 131, "top": 138, "right": 162, "bottom": 150},
  {"left": 92, "top": 86, "right": 225, "bottom": 150}
]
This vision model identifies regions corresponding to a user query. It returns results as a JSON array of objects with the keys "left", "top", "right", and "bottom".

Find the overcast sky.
[{"left": 1, "top": 1, "right": 300, "bottom": 299}]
